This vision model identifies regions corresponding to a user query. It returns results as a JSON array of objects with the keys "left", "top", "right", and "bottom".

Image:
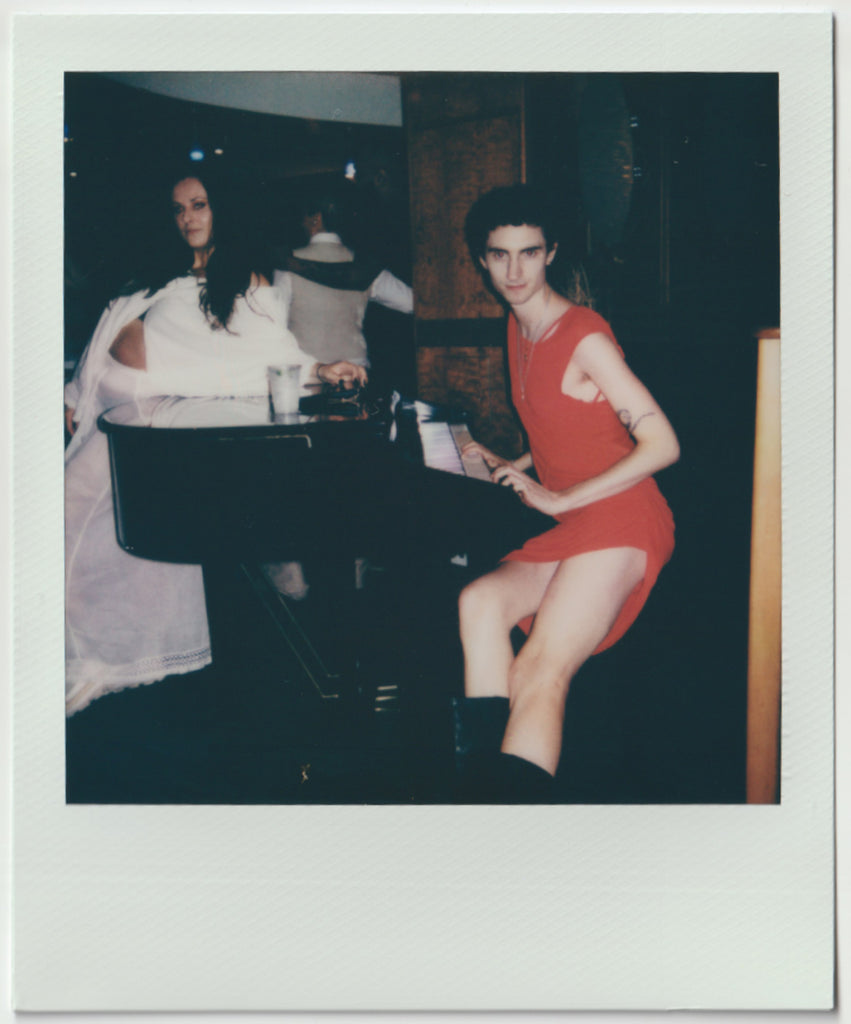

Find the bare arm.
[
  {"left": 492, "top": 332, "right": 679, "bottom": 515},
  {"left": 108, "top": 318, "right": 146, "bottom": 369}
]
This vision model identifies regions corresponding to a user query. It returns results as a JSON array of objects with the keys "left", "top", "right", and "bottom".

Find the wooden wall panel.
[
  {"left": 404, "top": 72, "right": 524, "bottom": 129},
  {"left": 416, "top": 346, "right": 525, "bottom": 458},
  {"left": 409, "top": 114, "right": 521, "bottom": 320},
  {"left": 405, "top": 72, "right": 526, "bottom": 458}
]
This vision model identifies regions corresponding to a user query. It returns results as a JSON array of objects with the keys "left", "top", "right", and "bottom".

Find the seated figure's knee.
[{"left": 458, "top": 574, "right": 508, "bottom": 632}]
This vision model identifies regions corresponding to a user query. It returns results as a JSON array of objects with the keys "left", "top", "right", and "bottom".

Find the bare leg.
[
  {"left": 458, "top": 559, "right": 560, "bottom": 698},
  {"left": 502, "top": 547, "right": 647, "bottom": 776}
]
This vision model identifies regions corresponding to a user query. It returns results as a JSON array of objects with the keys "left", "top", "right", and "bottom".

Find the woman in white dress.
[{"left": 64, "top": 171, "right": 366, "bottom": 716}]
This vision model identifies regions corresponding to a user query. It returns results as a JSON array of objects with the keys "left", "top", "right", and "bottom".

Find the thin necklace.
[
  {"left": 517, "top": 289, "right": 552, "bottom": 400},
  {"left": 523, "top": 288, "right": 552, "bottom": 344}
]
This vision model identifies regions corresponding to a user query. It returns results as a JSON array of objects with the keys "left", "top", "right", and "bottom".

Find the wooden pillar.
[
  {"left": 746, "top": 327, "right": 781, "bottom": 803},
  {"left": 404, "top": 73, "right": 526, "bottom": 456}
]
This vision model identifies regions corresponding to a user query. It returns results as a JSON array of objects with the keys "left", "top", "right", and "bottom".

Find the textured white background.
[{"left": 3, "top": 2, "right": 841, "bottom": 1020}]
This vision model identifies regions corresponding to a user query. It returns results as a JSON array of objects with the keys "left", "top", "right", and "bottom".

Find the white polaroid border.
[{"left": 10, "top": 11, "right": 834, "bottom": 1013}]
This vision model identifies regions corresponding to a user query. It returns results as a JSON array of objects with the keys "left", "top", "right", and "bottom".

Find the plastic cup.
[{"left": 267, "top": 364, "right": 302, "bottom": 417}]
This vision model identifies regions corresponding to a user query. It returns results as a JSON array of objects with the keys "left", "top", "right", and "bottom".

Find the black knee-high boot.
[
  {"left": 450, "top": 696, "right": 509, "bottom": 801},
  {"left": 488, "top": 752, "right": 555, "bottom": 804}
]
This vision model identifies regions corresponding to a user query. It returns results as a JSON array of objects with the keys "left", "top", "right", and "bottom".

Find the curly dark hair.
[
  {"left": 120, "top": 165, "right": 259, "bottom": 330},
  {"left": 465, "top": 183, "right": 592, "bottom": 307},
  {"left": 464, "top": 183, "right": 561, "bottom": 262}
]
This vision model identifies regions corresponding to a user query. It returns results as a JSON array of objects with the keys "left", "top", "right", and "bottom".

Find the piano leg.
[
  {"left": 202, "top": 551, "right": 385, "bottom": 707},
  {"left": 200, "top": 560, "right": 350, "bottom": 708},
  {"left": 240, "top": 562, "right": 349, "bottom": 703}
]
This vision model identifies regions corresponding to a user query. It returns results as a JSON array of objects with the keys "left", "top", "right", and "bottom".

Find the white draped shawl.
[{"left": 64, "top": 278, "right": 312, "bottom": 715}]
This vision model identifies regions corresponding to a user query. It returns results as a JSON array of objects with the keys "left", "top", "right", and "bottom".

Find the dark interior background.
[
  {"left": 64, "top": 72, "right": 779, "bottom": 805},
  {"left": 64, "top": 73, "right": 412, "bottom": 363}
]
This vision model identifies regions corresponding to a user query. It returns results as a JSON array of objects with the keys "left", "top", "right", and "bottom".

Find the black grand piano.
[
  {"left": 98, "top": 387, "right": 552, "bottom": 711},
  {"left": 99, "top": 387, "right": 550, "bottom": 567},
  {"left": 76, "top": 387, "right": 557, "bottom": 803}
]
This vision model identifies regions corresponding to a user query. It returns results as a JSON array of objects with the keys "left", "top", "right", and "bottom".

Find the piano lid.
[
  {"left": 98, "top": 389, "right": 390, "bottom": 438},
  {"left": 100, "top": 395, "right": 274, "bottom": 430}
]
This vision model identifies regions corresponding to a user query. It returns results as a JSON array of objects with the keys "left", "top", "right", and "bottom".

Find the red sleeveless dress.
[{"left": 503, "top": 304, "right": 675, "bottom": 654}]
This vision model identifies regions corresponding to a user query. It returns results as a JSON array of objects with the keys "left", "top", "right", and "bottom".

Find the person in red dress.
[{"left": 455, "top": 184, "right": 679, "bottom": 801}]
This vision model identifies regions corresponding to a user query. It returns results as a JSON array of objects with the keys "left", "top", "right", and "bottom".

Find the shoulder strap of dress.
[{"left": 570, "top": 305, "right": 625, "bottom": 357}]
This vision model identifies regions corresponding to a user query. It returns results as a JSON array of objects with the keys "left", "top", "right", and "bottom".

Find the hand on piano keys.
[
  {"left": 489, "top": 460, "right": 568, "bottom": 516},
  {"left": 418, "top": 420, "right": 494, "bottom": 482},
  {"left": 418, "top": 417, "right": 521, "bottom": 486},
  {"left": 458, "top": 435, "right": 516, "bottom": 476},
  {"left": 443, "top": 427, "right": 557, "bottom": 514},
  {"left": 397, "top": 402, "right": 555, "bottom": 565},
  {"left": 406, "top": 401, "right": 542, "bottom": 508}
]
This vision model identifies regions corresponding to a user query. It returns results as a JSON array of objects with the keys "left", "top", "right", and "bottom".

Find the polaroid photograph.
[{"left": 10, "top": 9, "right": 834, "bottom": 1013}]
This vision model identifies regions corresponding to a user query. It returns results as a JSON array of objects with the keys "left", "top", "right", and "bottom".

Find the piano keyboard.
[{"left": 418, "top": 420, "right": 493, "bottom": 482}]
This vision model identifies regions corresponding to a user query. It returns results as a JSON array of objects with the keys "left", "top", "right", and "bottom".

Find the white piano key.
[
  {"left": 416, "top": 411, "right": 493, "bottom": 482},
  {"left": 450, "top": 423, "right": 493, "bottom": 481}
]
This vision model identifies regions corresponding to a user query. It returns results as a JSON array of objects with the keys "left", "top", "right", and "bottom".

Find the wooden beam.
[{"left": 746, "top": 328, "right": 781, "bottom": 803}]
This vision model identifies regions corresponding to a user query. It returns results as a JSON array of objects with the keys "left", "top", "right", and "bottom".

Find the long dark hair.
[{"left": 120, "top": 165, "right": 259, "bottom": 330}]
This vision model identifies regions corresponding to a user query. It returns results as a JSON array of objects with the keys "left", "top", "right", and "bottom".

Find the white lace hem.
[{"left": 66, "top": 646, "right": 212, "bottom": 717}]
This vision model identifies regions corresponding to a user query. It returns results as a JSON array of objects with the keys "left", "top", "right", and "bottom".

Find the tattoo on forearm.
[{"left": 617, "top": 409, "right": 656, "bottom": 433}]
